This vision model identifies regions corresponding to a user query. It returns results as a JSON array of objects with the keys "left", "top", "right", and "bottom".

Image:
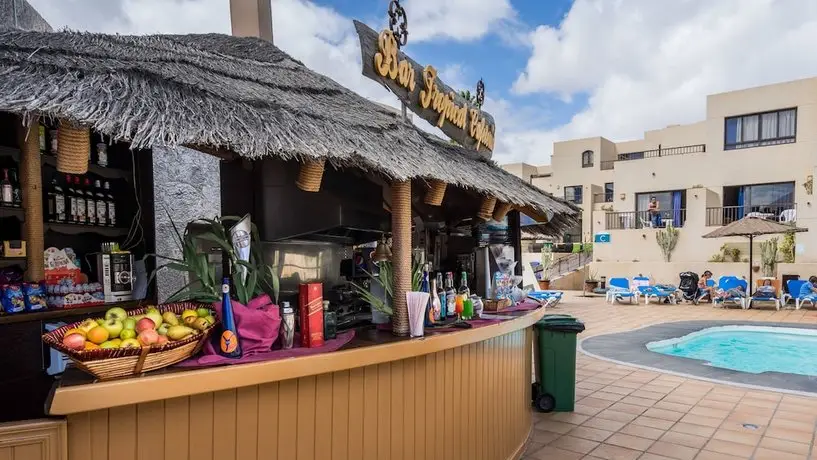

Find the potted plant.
[
  {"left": 538, "top": 245, "right": 554, "bottom": 290},
  {"left": 584, "top": 269, "right": 600, "bottom": 293}
]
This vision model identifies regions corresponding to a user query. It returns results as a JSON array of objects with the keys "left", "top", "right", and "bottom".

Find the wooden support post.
[
  {"left": 19, "top": 118, "right": 44, "bottom": 281},
  {"left": 391, "top": 180, "right": 411, "bottom": 336}
]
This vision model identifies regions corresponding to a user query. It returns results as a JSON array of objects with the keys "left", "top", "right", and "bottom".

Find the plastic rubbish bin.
[{"left": 532, "top": 314, "right": 585, "bottom": 412}]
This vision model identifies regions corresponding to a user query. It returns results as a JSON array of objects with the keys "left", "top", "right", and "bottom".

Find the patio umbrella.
[{"left": 702, "top": 217, "right": 807, "bottom": 290}]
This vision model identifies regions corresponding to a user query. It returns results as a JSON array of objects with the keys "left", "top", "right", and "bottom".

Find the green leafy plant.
[
  {"left": 349, "top": 256, "right": 424, "bottom": 317},
  {"left": 146, "top": 212, "right": 280, "bottom": 305},
  {"left": 656, "top": 224, "right": 679, "bottom": 262},
  {"left": 539, "top": 246, "right": 554, "bottom": 282}
]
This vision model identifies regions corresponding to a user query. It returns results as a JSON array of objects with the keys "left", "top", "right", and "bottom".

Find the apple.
[
  {"left": 86, "top": 326, "right": 110, "bottom": 345},
  {"left": 146, "top": 306, "right": 160, "bottom": 315},
  {"left": 96, "top": 318, "right": 106, "bottom": 326},
  {"left": 137, "top": 329, "right": 159, "bottom": 346},
  {"left": 145, "top": 311, "right": 164, "bottom": 329},
  {"left": 63, "top": 327, "right": 86, "bottom": 339},
  {"left": 135, "top": 318, "right": 155, "bottom": 333},
  {"left": 77, "top": 319, "right": 98, "bottom": 334},
  {"left": 101, "top": 318, "right": 124, "bottom": 339},
  {"left": 162, "top": 311, "right": 179, "bottom": 326},
  {"left": 196, "top": 307, "right": 211, "bottom": 318},
  {"left": 183, "top": 315, "right": 198, "bottom": 327},
  {"left": 181, "top": 309, "right": 198, "bottom": 322},
  {"left": 110, "top": 338, "right": 122, "bottom": 347},
  {"left": 99, "top": 340, "right": 119, "bottom": 349},
  {"left": 83, "top": 342, "right": 100, "bottom": 350},
  {"left": 204, "top": 315, "right": 216, "bottom": 326},
  {"left": 63, "top": 333, "right": 86, "bottom": 351},
  {"left": 157, "top": 323, "right": 170, "bottom": 336},
  {"left": 155, "top": 335, "right": 169, "bottom": 346},
  {"left": 192, "top": 317, "right": 212, "bottom": 331},
  {"left": 105, "top": 307, "right": 128, "bottom": 321},
  {"left": 120, "top": 338, "right": 141, "bottom": 349},
  {"left": 122, "top": 317, "right": 137, "bottom": 330},
  {"left": 120, "top": 329, "right": 136, "bottom": 340}
]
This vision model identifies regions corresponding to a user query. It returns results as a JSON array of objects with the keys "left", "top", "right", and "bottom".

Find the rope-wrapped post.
[
  {"left": 423, "top": 179, "right": 447, "bottom": 206},
  {"left": 391, "top": 180, "right": 411, "bottom": 336},
  {"left": 492, "top": 201, "right": 513, "bottom": 221},
  {"left": 296, "top": 158, "right": 326, "bottom": 192},
  {"left": 56, "top": 120, "right": 90, "bottom": 174},
  {"left": 477, "top": 196, "right": 497, "bottom": 221},
  {"left": 19, "top": 118, "right": 44, "bottom": 281}
]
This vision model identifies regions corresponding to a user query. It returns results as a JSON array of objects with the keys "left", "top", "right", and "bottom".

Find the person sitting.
[
  {"left": 698, "top": 270, "right": 715, "bottom": 301},
  {"left": 714, "top": 284, "right": 746, "bottom": 303},
  {"left": 753, "top": 279, "right": 777, "bottom": 300},
  {"left": 799, "top": 276, "right": 817, "bottom": 300}
]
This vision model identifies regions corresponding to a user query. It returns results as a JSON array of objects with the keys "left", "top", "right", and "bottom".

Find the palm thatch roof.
[
  {"left": 0, "top": 29, "right": 578, "bottom": 234},
  {"left": 702, "top": 217, "right": 806, "bottom": 239}
]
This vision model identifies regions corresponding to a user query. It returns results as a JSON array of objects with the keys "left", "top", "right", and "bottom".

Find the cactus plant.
[
  {"left": 779, "top": 231, "right": 795, "bottom": 263},
  {"left": 656, "top": 224, "right": 680, "bottom": 262},
  {"left": 760, "top": 237, "right": 779, "bottom": 277}
]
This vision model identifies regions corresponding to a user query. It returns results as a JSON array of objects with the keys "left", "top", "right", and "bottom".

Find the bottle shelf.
[
  {"left": 0, "top": 205, "right": 23, "bottom": 220},
  {"left": 0, "top": 257, "right": 26, "bottom": 268},
  {"left": 45, "top": 223, "right": 129, "bottom": 238},
  {"left": 40, "top": 155, "right": 131, "bottom": 181}
]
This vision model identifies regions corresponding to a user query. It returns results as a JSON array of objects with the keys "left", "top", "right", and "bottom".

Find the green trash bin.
[{"left": 533, "top": 314, "right": 585, "bottom": 413}]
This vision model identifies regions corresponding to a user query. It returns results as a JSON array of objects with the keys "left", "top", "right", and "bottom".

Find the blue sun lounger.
[{"left": 606, "top": 278, "right": 638, "bottom": 304}]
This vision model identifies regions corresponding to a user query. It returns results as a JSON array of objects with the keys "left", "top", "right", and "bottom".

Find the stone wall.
[
  {"left": 152, "top": 146, "right": 221, "bottom": 302},
  {"left": 0, "top": 0, "right": 52, "bottom": 31}
]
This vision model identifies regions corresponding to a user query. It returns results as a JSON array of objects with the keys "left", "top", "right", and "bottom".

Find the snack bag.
[
  {"left": 1, "top": 284, "right": 25, "bottom": 314},
  {"left": 23, "top": 282, "right": 47, "bottom": 311}
]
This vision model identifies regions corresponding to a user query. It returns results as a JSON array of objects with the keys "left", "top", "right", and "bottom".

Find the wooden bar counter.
[{"left": 18, "top": 307, "right": 544, "bottom": 460}]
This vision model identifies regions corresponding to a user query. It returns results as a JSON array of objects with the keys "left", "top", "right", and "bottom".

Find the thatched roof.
[
  {"left": 0, "top": 29, "right": 578, "bottom": 234},
  {"left": 702, "top": 217, "right": 806, "bottom": 239}
]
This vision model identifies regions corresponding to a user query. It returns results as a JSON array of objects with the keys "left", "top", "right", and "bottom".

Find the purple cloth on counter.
[
  {"left": 376, "top": 318, "right": 502, "bottom": 334},
  {"left": 500, "top": 300, "right": 542, "bottom": 313},
  {"left": 178, "top": 330, "right": 356, "bottom": 367}
]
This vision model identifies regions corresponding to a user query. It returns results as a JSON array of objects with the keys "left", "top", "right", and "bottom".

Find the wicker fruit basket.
[
  {"left": 483, "top": 298, "right": 513, "bottom": 312},
  {"left": 42, "top": 302, "right": 218, "bottom": 380}
]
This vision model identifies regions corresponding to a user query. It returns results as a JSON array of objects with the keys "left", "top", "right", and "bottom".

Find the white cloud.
[
  {"left": 404, "top": 0, "right": 517, "bottom": 42},
  {"left": 508, "top": 0, "right": 817, "bottom": 165}
]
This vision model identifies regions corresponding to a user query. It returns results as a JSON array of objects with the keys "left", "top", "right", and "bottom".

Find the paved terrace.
[{"left": 522, "top": 292, "right": 817, "bottom": 460}]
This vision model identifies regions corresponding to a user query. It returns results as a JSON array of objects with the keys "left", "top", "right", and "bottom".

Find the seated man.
[
  {"left": 714, "top": 284, "right": 745, "bottom": 303},
  {"left": 698, "top": 270, "right": 715, "bottom": 301},
  {"left": 799, "top": 276, "right": 817, "bottom": 300},
  {"left": 753, "top": 279, "right": 777, "bottom": 300}
]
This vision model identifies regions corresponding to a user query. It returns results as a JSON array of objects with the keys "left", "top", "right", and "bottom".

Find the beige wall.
[{"left": 505, "top": 76, "right": 817, "bottom": 265}]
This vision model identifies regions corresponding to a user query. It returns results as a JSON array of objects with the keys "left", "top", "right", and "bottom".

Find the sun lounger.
[
  {"left": 637, "top": 285, "right": 676, "bottom": 304},
  {"left": 713, "top": 276, "right": 747, "bottom": 309},
  {"left": 606, "top": 278, "right": 639, "bottom": 304},
  {"left": 747, "top": 281, "right": 782, "bottom": 310},
  {"left": 528, "top": 290, "right": 563, "bottom": 307},
  {"left": 785, "top": 279, "right": 817, "bottom": 310}
]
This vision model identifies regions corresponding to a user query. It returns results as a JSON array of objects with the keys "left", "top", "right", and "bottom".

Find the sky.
[{"left": 25, "top": 0, "right": 817, "bottom": 166}]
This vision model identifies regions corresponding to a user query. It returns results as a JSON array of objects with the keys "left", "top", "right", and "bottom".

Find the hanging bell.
[{"left": 372, "top": 237, "right": 391, "bottom": 263}]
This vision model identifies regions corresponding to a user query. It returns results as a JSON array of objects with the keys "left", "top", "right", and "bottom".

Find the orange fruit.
[
  {"left": 84, "top": 342, "right": 100, "bottom": 350},
  {"left": 86, "top": 326, "right": 110, "bottom": 345}
]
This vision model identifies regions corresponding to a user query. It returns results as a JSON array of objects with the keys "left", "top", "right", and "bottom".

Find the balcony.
[
  {"left": 606, "top": 209, "right": 687, "bottom": 230},
  {"left": 706, "top": 204, "right": 796, "bottom": 226},
  {"left": 617, "top": 144, "right": 706, "bottom": 162}
]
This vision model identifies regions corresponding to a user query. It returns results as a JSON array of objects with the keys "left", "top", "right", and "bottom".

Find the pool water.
[{"left": 647, "top": 326, "right": 817, "bottom": 376}]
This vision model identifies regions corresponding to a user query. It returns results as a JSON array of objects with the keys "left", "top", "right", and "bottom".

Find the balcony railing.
[
  {"left": 600, "top": 160, "right": 615, "bottom": 170},
  {"left": 606, "top": 209, "right": 687, "bottom": 230},
  {"left": 617, "top": 144, "right": 706, "bottom": 162},
  {"left": 593, "top": 192, "right": 614, "bottom": 203},
  {"left": 706, "top": 204, "right": 796, "bottom": 226}
]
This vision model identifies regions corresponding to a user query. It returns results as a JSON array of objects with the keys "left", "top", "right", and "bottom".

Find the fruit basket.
[{"left": 42, "top": 302, "right": 218, "bottom": 380}]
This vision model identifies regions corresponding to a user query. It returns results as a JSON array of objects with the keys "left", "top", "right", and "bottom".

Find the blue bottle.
[
  {"left": 218, "top": 277, "right": 242, "bottom": 359},
  {"left": 421, "top": 264, "right": 434, "bottom": 326},
  {"left": 435, "top": 272, "right": 446, "bottom": 321}
]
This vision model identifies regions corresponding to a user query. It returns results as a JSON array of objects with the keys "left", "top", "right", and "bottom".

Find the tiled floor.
[{"left": 522, "top": 293, "right": 817, "bottom": 460}]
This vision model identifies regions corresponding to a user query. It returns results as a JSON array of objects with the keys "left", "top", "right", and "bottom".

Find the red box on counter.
[{"left": 298, "top": 283, "right": 324, "bottom": 348}]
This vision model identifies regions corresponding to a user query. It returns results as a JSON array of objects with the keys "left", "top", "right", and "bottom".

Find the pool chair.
[
  {"left": 784, "top": 279, "right": 817, "bottom": 310},
  {"left": 528, "top": 290, "right": 563, "bottom": 307},
  {"left": 747, "top": 281, "right": 782, "bottom": 311},
  {"left": 606, "top": 278, "right": 639, "bottom": 304},
  {"left": 696, "top": 278, "right": 716, "bottom": 304},
  {"left": 713, "top": 276, "right": 747, "bottom": 309},
  {"left": 637, "top": 285, "right": 676, "bottom": 304}
]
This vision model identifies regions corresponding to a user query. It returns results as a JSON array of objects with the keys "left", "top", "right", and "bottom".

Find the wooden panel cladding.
[
  {"left": 0, "top": 419, "right": 67, "bottom": 460},
  {"left": 65, "top": 328, "right": 532, "bottom": 460}
]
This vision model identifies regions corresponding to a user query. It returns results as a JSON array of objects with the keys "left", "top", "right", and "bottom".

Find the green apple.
[
  {"left": 105, "top": 307, "right": 128, "bottom": 321},
  {"left": 196, "top": 307, "right": 211, "bottom": 318},
  {"left": 204, "top": 315, "right": 216, "bottom": 325},
  {"left": 99, "top": 340, "right": 119, "bottom": 349},
  {"left": 145, "top": 311, "right": 163, "bottom": 330},
  {"left": 146, "top": 307, "right": 160, "bottom": 316},
  {"left": 101, "top": 318, "right": 124, "bottom": 339},
  {"left": 120, "top": 338, "right": 140, "bottom": 349},
  {"left": 157, "top": 323, "right": 170, "bottom": 336},
  {"left": 122, "top": 317, "right": 137, "bottom": 330},
  {"left": 96, "top": 318, "right": 106, "bottom": 326},
  {"left": 119, "top": 328, "right": 136, "bottom": 340}
]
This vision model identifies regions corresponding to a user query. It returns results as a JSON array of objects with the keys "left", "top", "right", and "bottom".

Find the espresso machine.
[{"left": 96, "top": 252, "right": 134, "bottom": 302}]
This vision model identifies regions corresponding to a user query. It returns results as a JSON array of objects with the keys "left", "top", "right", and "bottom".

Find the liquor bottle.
[
  {"left": 9, "top": 169, "right": 21, "bottom": 208},
  {"left": 47, "top": 177, "right": 57, "bottom": 222},
  {"left": 430, "top": 276, "right": 441, "bottom": 324},
  {"left": 445, "top": 272, "right": 456, "bottom": 318},
  {"left": 96, "top": 143, "right": 108, "bottom": 167},
  {"left": 323, "top": 300, "right": 337, "bottom": 340},
  {"left": 218, "top": 277, "right": 242, "bottom": 359},
  {"left": 421, "top": 264, "right": 433, "bottom": 326},
  {"left": 104, "top": 181, "right": 116, "bottom": 227},
  {"left": 456, "top": 271, "right": 469, "bottom": 318},
  {"left": 94, "top": 180, "right": 107, "bottom": 226},
  {"left": 0, "top": 169, "right": 12, "bottom": 206},
  {"left": 73, "top": 176, "right": 86, "bottom": 224},
  {"left": 65, "top": 174, "right": 77, "bottom": 223},
  {"left": 435, "top": 272, "right": 446, "bottom": 321},
  {"left": 54, "top": 176, "right": 65, "bottom": 222},
  {"left": 84, "top": 178, "right": 96, "bottom": 225}
]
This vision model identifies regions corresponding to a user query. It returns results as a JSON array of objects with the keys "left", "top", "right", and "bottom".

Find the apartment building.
[{"left": 505, "top": 76, "right": 817, "bottom": 282}]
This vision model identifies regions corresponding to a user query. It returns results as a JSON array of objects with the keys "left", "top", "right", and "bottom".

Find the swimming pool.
[{"left": 647, "top": 326, "right": 817, "bottom": 376}]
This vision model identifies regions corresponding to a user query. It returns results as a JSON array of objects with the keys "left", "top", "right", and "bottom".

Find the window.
[
  {"left": 725, "top": 108, "right": 796, "bottom": 150},
  {"left": 604, "top": 183, "right": 614, "bottom": 202},
  {"left": 564, "top": 185, "right": 582, "bottom": 204},
  {"left": 636, "top": 191, "right": 686, "bottom": 227},
  {"left": 724, "top": 182, "right": 795, "bottom": 215},
  {"left": 581, "top": 150, "right": 594, "bottom": 168}
]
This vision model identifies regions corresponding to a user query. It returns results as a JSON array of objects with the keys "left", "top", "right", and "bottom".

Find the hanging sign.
[{"left": 353, "top": 20, "right": 496, "bottom": 157}]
